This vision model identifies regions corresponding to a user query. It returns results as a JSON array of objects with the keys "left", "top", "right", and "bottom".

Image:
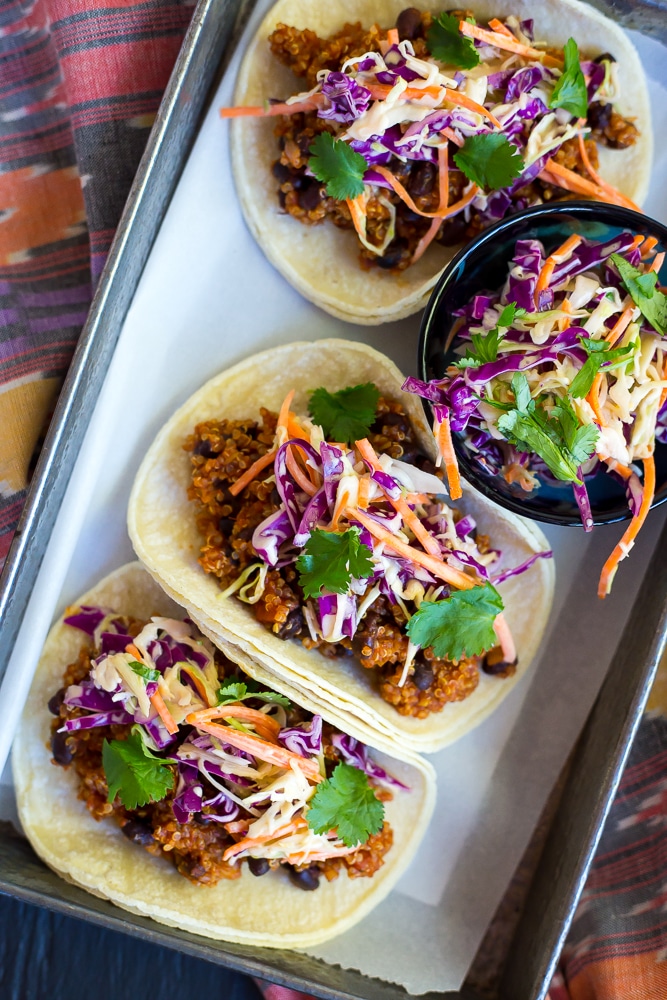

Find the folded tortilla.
[
  {"left": 231, "top": 0, "right": 652, "bottom": 325},
  {"left": 13, "top": 562, "right": 436, "bottom": 949},
  {"left": 128, "top": 339, "right": 555, "bottom": 754}
]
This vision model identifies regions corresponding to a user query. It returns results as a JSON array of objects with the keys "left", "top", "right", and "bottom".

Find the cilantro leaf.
[
  {"left": 496, "top": 374, "right": 598, "bottom": 482},
  {"left": 459, "top": 327, "right": 500, "bottom": 368},
  {"left": 549, "top": 37, "right": 588, "bottom": 118},
  {"left": 453, "top": 133, "right": 524, "bottom": 191},
  {"left": 129, "top": 660, "right": 160, "bottom": 683},
  {"left": 217, "top": 676, "right": 290, "bottom": 708},
  {"left": 426, "top": 12, "right": 479, "bottom": 68},
  {"left": 306, "top": 763, "right": 384, "bottom": 847},
  {"left": 308, "top": 133, "right": 368, "bottom": 201},
  {"left": 103, "top": 729, "right": 174, "bottom": 810},
  {"left": 570, "top": 337, "right": 635, "bottom": 398},
  {"left": 308, "top": 382, "right": 380, "bottom": 444},
  {"left": 458, "top": 302, "right": 525, "bottom": 369},
  {"left": 610, "top": 253, "right": 667, "bottom": 336},
  {"left": 406, "top": 583, "right": 504, "bottom": 661},
  {"left": 498, "top": 302, "right": 526, "bottom": 328},
  {"left": 297, "top": 527, "right": 374, "bottom": 599}
]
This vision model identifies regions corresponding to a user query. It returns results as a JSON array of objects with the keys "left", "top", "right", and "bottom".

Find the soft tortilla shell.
[
  {"left": 13, "top": 562, "right": 435, "bottom": 949},
  {"left": 231, "top": 0, "right": 652, "bottom": 324},
  {"left": 128, "top": 340, "right": 555, "bottom": 754}
]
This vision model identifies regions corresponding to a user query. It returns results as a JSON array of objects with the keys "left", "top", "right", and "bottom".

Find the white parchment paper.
[{"left": 1, "top": 6, "right": 666, "bottom": 994}]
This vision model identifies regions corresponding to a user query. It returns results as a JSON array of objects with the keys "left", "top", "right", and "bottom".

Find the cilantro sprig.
[
  {"left": 406, "top": 583, "right": 503, "bottom": 661},
  {"left": 495, "top": 373, "right": 599, "bottom": 483},
  {"left": 453, "top": 133, "right": 524, "bottom": 191},
  {"left": 570, "top": 336, "right": 635, "bottom": 399},
  {"left": 217, "top": 676, "right": 290, "bottom": 708},
  {"left": 103, "top": 729, "right": 174, "bottom": 810},
  {"left": 610, "top": 253, "right": 667, "bottom": 336},
  {"left": 308, "top": 133, "right": 368, "bottom": 201},
  {"left": 549, "top": 38, "right": 587, "bottom": 119},
  {"left": 458, "top": 302, "right": 526, "bottom": 369},
  {"left": 426, "top": 12, "right": 480, "bottom": 69},
  {"left": 308, "top": 382, "right": 380, "bottom": 444},
  {"left": 306, "top": 763, "right": 384, "bottom": 847},
  {"left": 297, "top": 527, "right": 374, "bottom": 599}
]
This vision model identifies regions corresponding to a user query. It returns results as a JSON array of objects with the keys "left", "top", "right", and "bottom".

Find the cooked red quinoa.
[{"left": 49, "top": 629, "right": 392, "bottom": 889}]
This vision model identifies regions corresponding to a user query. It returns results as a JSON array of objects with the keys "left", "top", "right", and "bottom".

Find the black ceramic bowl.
[{"left": 418, "top": 201, "right": 667, "bottom": 527}]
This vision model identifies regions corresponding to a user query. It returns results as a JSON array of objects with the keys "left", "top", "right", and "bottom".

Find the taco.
[
  {"left": 128, "top": 340, "right": 555, "bottom": 753},
  {"left": 226, "top": 0, "right": 652, "bottom": 324},
  {"left": 13, "top": 562, "right": 435, "bottom": 949}
]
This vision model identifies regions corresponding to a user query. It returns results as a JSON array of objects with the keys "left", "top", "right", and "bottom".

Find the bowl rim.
[{"left": 417, "top": 200, "right": 667, "bottom": 528}]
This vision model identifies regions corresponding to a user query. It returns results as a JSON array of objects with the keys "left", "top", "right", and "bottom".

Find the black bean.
[
  {"left": 438, "top": 214, "right": 468, "bottom": 246},
  {"left": 408, "top": 162, "right": 436, "bottom": 199},
  {"left": 483, "top": 648, "right": 518, "bottom": 675},
  {"left": 47, "top": 688, "right": 65, "bottom": 716},
  {"left": 298, "top": 181, "right": 323, "bottom": 211},
  {"left": 218, "top": 516, "right": 235, "bottom": 536},
  {"left": 288, "top": 866, "right": 320, "bottom": 891},
  {"left": 397, "top": 7, "right": 423, "bottom": 40},
  {"left": 278, "top": 189, "right": 287, "bottom": 210},
  {"left": 248, "top": 857, "right": 271, "bottom": 877},
  {"left": 270, "top": 487, "right": 281, "bottom": 507},
  {"left": 122, "top": 820, "right": 155, "bottom": 847},
  {"left": 272, "top": 160, "right": 291, "bottom": 183},
  {"left": 51, "top": 731, "right": 73, "bottom": 765},
  {"left": 236, "top": 525, "right": 254, "bottom": 541},
  {"left": 194, "top": 438, "right": 218, "bottom": 458},
  {"left": 381, "top": 411, "right": 410, "bottom": 429},
  {"left": 412, "top": 661, "right": 434, "bottom": 690},
  {"left": 277, "top": 607, "right": 304, "bottom": 640},
  {"left": 297, "top": 132, "right": 314, "bottom": 156},
  {"left": 376, "top": 239, "right": 410, "bottom": 270},
  {"left": 291, "top": 173, "right": 308, "bottom": 191},
  {"left": 587, "top": 101, "right": 612, "bottom": 131},
  {"left": 594, "top": 51, "right": 616, "bottom": 63}
]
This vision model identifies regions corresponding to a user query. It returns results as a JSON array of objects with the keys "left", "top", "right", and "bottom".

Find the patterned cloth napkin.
[{"left": 0, "top": 2, "right": 665, "bottom": 997}]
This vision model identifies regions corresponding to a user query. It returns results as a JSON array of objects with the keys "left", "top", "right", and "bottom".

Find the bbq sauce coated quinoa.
[
  {"left": 263, "top": 10, "right": 639, "bottom": 272},
  {"left": 186, "top": 395, "right": 510, "bottom": 719},
  {"left": 48, "top": 620, "right": 393, "bottom": 890}
]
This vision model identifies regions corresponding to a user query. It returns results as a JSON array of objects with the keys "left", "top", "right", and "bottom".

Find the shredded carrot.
[
  {"left": 575, "top": 133, "right": 641, "bottom": 212},
  {"left": 551, "top": 234, "right": 582, "bottom": 264},
  {"left": 190, "top": 704, "right": 280, "bottom": 742},
  {"left": 125, "top": 643, "right": 143, "bottom": 661},
  {"left": 374, "top": 165, "right": 478, "bottom": 219},
  {"left": 223, "top": 818, "right": 309, "bottom": 862},
  {"left": 228, "top": 448, "right": 278, "bottom": 497},
  {"left": 459, "top": 20, "right": 563, "bottom": 67},
  {"left": 358, "top": 475, "right": 370, "bottom": 510},
  {"left": 600, "top": 455, "right": 634, "bottom": 480},
  {"left": 534, "top": 235, "right": 582, "bottom": 308},
  {"left": 436, "top": 416, "right": 462, "bottom": 500},
  {"left": 539, "top": 159, "right": 641, "bottom": 212},
  {"left": 224, "top": 819, "right": 251, "bottom": 835},
  {"left": 150, "top": 689, "right": 179, "bottom": 735},
  {"left": 186, "top": 714, "right": 323, "bottom": 781},
  {"left": 440, "top": 126, "right": 464, "bottom": 148},
  {"left": 287, "top": 414, "right": 307, "bottom": 439},
  {"left": 366, "top": 82, "right": 443, "bottom": 102},
  {"left": 534, "top": 257, "right": 556, "bottom": 308},
  {"left": 661, "top": 354, "right": 667, "bottom": 408},
  {"left": 488, "top": 17, "right": 514, "bottom": 37},
  {"left": 650, "top": 252, "right": 665, "bottom": 274},
  {"left": 493, "top": 613, "right": 516, "bottom": 664},
  {"left": 412, "top": 143, "right": 448, "bottom": 264},
  {"left": 387, "top": 27, "right": 399, "bottom": 46},
  {"left": 558, "top": 297, "right": 572, "bottom": 332},
  {"left": 586, "top": 372, "right": 606, "bottom": 427},
  {"left": 604, "top": 304, "right": 635, "bottom": 347},
  {"left": 443, "top": 88, "right": 501, "bottom": 128},
  {"left": 641, "top": 236, "right": 659, "bottom": 259},
  {"left": 598, "top": 455, "right": 655, "bottom": 598},
  {"left": 277, "top": 389, "right": 296, "bottom": 436},
  {"left": 628, "top": 234, "right": 644, "bottom": 252},
  {"left": 286, "top": 445, "right": 318, "bottom": 496},
  {"left": 179, "top": 665, "right": 212, "bottom": 704},
  {"left": 348, "top": 508, "right": 475, "bottom": 589},
  {"left": 219, "top": 96, "right": 325, "bottom": 118}
]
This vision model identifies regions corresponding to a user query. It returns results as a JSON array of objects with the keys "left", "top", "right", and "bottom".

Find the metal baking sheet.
[{"left": 1, "top": 1, "right": 667, "bottom": 998}]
